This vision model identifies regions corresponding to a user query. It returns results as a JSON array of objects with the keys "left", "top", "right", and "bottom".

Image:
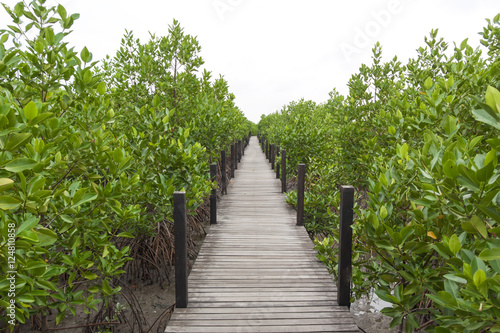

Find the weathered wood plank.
[
  {"left": 172, "top": 306, "right": 347, "bottom": 314},
  {"left": 166, "top": 325, "right": 360, "bottom": 333},
  {"left": 165, "top": 137, "right": 359, "bottom": 333}
]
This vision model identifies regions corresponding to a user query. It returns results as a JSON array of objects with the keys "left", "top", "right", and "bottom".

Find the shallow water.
[{"left": 351, "top": 292, "right": 399, "bottom": 333}]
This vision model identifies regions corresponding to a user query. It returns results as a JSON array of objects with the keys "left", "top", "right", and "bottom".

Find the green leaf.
[
  {"left": 0, "top": 178, "right": 14, "bottom": 192},
  {"left": 35, "top": 228, "right": 57, "bottom": 246},
  {"left": 5, "top": 158, "right": 37, "bottom": 173},
  {"left": 113, "top": 148, "right": 124, "bottom": 163},
  {"left": 378, "top": 173, "right": 388, "bottom": 187},
  {"left": 5, "top": 133, "right": 32, "bottom": 151},
  {"left": 16, "top": 216, "right": 39, "bottom": 236},
  {"left": 473, "top": 269, "right": 486, "bottom": 288},
  {"left": 45, "top": 27, "right": 55, "bottom": 45},
  {"left": 446, "top": 75, "right": 454, "bottom": 90},
  {"left": 444, "top": 274, "right": 467, "bottom": 284},
  {"left": 472, "top": 107, "right": 500, "bottom": 130},
  {"left": 400, "top": 143, "right": 408, "bottom": 160},
  {"left": 479, "top": 248, "right": 500, "bottom": 261},
  {"left": 380, "top": 206, "right": 388, "bottom": 219},
  {"left": 56, "top": 311, "right": 65, "bottom": 325},
  {"left": 166, "top": 185, "right": 174, "bottom": 196},
  {"left": 485, "top": 149, "right": 498, "bottom": 167},
  {"left": 118, "top": 156, "right": 133, "bottom": 173},
  {"left": 71, "top": 194, "right": 97, "bottom": 208},
  {"left": 117, "top": 232, "right": 134, "bottom": 238},
  {"left": 444, "top": 115, "right": 457, "bottom": 135},
  {"left": 152, "top": 95, "right": 160, "bottom": 107},
  {"left": 31, "top": 112, "right": 53, "bottom": 125},
  {"left": 448, "top": 234, "right": 461, "bottom": 255},
  {"left": 102, "top": 279, "right": 112, "bottom": 296},
  {"left": 23, "top": 101, "right": 38, "bottom": 121},
  {"left": 0, "top": 195, "right": 22, "bottom": 210},
  {"left": 57, "top": 4, "right": 67, "bottom": 19},
  {"left": 424, "top": 77, "right": 433, "bottom": 90},
  {"left": 486, "top": 85, "right": 500, "bottom": 113},
  {"left": 80, "top": 46, "right": 91, "bottom": 63},
  {"left": 97, "top": 81, "right": 105, "bottom": 95},
  {"left": 477, "top": 162, "right": 494, "bottom": 182},
  {"left": 471, "top": 215, "right": 488, "bottom": 239},
  {"left": 443, "top": 159, "right": 459, "bottom": 179},
  {"left": 82, "top": 272, "right": 98, "bottom": 280},
  {"left": 83, "top": 70, "right": 92, "bottom": 84},
  {"left": 375, "top": 240, "right": 394, "bottom": 251}
]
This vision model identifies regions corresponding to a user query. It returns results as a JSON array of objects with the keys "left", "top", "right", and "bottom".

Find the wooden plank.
[
  {"left": 171, "top": 311, "right": 345, "bottom": 320},
  {"left": 185, "top": 301, "right": 338, "bottom": 308},
  {"left": 172, "top": 306, "right": 347, "bottom": 314},
  {"left": 188, "top": 287, "right": 338, "bottom": 293},
  {"left": 168, "top": 318, "right": 356, "bottom": 326},
  {"left": 166, "top": 325, "right": 360, "bottom": 333},
  {"left": 165, "top": 137, "right": 358, "bottom": 333}
]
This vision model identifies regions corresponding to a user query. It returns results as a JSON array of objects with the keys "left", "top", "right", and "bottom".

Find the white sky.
[{"left": 1, "top": 0, "right": 500, "bottom": 123}]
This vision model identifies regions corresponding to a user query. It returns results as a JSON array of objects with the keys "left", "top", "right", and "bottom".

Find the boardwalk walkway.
[{"left": 165, "top": 137, "right": 359, "bottom": 332}]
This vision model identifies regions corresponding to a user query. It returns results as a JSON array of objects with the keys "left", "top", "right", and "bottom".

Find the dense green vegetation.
[
  {"left": 0, "top": 0, "right": 252, "bottom": 330},
  {"left": 259, "top": 15, "right": 500, "bottom": 332}
]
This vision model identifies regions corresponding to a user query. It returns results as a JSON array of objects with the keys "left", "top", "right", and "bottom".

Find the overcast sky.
[{"left": 2, "top": 1, "right": 500, "bottom": 123}]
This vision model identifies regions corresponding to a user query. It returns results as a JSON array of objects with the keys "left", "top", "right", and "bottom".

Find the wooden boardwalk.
[{"left": 165, "top": 137, "right": 359, "bottom": 333}]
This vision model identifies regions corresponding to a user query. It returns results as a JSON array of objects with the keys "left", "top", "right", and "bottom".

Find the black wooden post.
[
  {"left": 265, "top": 140, "right": 269, "bottom": 159},
  {"left": 238, "top": 140, "right": 242, "bottom": 163},
  {"left": 242, "top": 138, "right": 245, "bottom": 156},
  {"left": 210, "top": 163, "right": 217, "bottom": 225},
  {"left": 276, "top": 146, "right": 280, "bottom": 179},
  {"left": 174, "top": 191, "right": 188, "bottom": 308},
  {"left": 281, "top": 150, "right": 286, "bottom": 193},
  {"left": 338, "top": 185, "right": 355, "bottom": 308},
  {"left": 231, "top": 144, "right": 236, "bottom": 173},
  {"left": 221, "top": 150, "right": 227, "bottom": 194},
  {"left": 271, "top": 144, "right": 275, "bottom": 170},
  {"left": 234, "top": 142, "right": 238, "bottom": 170},
  {"left": 297, "top": 163, "right": 305, "bottom": 226}
]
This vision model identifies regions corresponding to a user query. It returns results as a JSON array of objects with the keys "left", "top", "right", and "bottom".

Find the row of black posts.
[
  {"left": 173, "top": 132, "right": 252, "bottom": 308},
  {"left": 257, "top": 134, "right": 355, "bottom": 308}
]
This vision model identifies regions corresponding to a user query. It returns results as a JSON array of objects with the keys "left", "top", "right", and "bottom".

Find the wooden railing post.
[
  {"left": 174, "top": 191, "right": 188, "bottom": 308},
  {"left": 297, "top": 163, "right": 305, "bottom": 226},
  {"left": 271, "top": 144, "right": 275, "bottom": 169},
  {"left": 276, "top": 146, "right": 280, "bottom": 179},
  {"left": 221, "top": 150, "right": 227, "bottom": 195},
  {"left": 239, "top": 140, "right": 242, "bottom": 161},
  {"left": 241, "top": 138, "right": 245, "bottom": 156},
  {"left": 338, "top": 185, "right": 355, "bottom": 308},
  {"left": 210, "top": 163, "right": 217, "bottom": 225},
  {"left": 234, "top": 142, "right": 238, "bottom": 170},
  {"left": 231, "top": 144, "right": 236, "bottom": 175},
  {"left": 265, "top": 140, "right": 269, "bottom": 160},
  {"left": 281, "top": 150, "right": 286, "bottom": 193}
]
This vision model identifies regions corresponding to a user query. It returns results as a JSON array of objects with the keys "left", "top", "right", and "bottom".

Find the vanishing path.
[{"left": 165, "top": 136, "right": 359, "bottom": 333}]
